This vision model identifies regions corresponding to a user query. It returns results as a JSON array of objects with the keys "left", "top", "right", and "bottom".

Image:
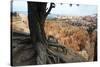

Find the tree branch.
[{"left": 45, "top": 3, "right": 55, "bottom": 17}]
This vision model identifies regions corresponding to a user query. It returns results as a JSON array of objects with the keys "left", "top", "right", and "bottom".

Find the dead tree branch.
[{"left": 45, "top": 3, "right": 55, "bottom": 18}]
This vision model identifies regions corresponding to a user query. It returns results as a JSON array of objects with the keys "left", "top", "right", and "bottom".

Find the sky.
[{"left": 12, "top": 1, "right": 97, "bottom": 16}]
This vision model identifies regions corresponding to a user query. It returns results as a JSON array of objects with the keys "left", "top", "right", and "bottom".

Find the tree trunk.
[{"left": 28, "top": 2, "right": 47, "bottom": 64}]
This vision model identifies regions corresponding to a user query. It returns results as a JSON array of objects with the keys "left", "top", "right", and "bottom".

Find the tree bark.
[
  {"left": 27, "top": 2, "right": 56, "bottom": 64},
  {"left": 28, "top": 2, "right": 47, "bottom": 64}
]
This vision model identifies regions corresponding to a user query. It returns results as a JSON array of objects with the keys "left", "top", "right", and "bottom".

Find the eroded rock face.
[
  {"left": 44, "top": 21, "right": 97, "bottom": 60},
  {"left": 44, "top": 22, "right": 90, "bottom": 51}
]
